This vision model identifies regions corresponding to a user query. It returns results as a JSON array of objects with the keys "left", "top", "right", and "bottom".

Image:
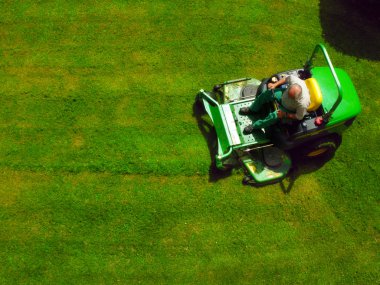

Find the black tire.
[
  {"left": 242, "top": 175, "right": 255, "bottom": 185},
  {"left": 299, "top": 135, "right": 342, "bottom": 159},
  {"left": 256, "top": 74, "right": 281, "bottom": 96},
  {"left": 256, "top": 78, "right": 269, "bottom": 95}
]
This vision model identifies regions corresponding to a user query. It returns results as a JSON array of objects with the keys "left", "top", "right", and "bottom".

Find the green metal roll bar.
[{"left": 304, "top": 43, "right": 343, "bottom": 122}]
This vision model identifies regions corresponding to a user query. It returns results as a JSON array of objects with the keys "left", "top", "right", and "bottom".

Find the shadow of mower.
[{"left": 279, "top": 151, "right": 336, "bottom": 194}]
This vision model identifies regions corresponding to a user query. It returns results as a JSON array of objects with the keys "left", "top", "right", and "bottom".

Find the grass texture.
[{"left": 0, "top": 0, "right": 379, "bottom": 284}]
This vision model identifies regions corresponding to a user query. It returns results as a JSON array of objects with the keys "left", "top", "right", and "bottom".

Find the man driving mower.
[{"left": 239, "top": 75, "right": 311, "bottom": 134}]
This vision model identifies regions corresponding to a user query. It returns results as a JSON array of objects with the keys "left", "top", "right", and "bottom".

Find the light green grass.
[{"left": 0, "top": 0, "right": 379, "bottom": 284}]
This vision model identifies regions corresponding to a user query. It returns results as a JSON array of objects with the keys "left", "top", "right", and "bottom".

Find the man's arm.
[
  {"left": 277, "top": 110, "right": 298, "bottom": 120},
  {"left": 278, "top": 103, "right": 307, "bottom": 120},
  {"left": 268, "top": 76, "right": 287, "bottom": 89}
]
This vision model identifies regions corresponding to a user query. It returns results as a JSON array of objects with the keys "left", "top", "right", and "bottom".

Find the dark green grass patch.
[{"left": 0, "top": 0, "right": 379, "bottom": 284}]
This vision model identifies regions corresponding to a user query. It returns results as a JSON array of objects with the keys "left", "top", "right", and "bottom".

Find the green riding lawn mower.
[{"left": 197, "top": 44, "right": 361, "bottom": 185}]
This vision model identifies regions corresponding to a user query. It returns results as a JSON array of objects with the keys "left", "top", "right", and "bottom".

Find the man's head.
[{"left": 288, "top": 84, "right": 302, "bottom": 99}]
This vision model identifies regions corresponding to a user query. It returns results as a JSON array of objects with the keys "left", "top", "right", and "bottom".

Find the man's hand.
[
  {"left": 268, "top": 83, "right": 276, "bottom": 89},
  {"left": 268, "top": 76, "right": 287, "bottom": 90},
  {"left": 277, "top": 110, "right": 297, "bottom": 120},
  {"left": 277, "top": 110, "right": 287, "bottom": 119}
]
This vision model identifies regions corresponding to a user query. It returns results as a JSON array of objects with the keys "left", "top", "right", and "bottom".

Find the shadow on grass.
[
  {"left": 279, "top": 151, "right": 335, "bottom": 194},
  {"left": 192, "top": 99, "right": 233, "bottom": 182},
  {"left": 320, "top": 0, "right": 380, "bottom": 60}
]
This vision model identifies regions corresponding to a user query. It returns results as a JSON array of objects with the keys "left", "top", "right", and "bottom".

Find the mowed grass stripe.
[
  {"left": 0, "top": 170, "right": 376, "bottom": 283},
  {"left": 0, "top": 125, "right": 210, "bottom": 174}
]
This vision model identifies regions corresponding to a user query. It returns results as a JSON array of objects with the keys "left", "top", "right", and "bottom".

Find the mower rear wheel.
[{"left": 300, "top": 135, "right": 342, "bottom": 159}]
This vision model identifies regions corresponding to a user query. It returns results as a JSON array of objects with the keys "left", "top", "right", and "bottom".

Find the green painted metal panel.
[
  {"left": 200, "top": 90, "right": 271, "bottom": 156},
  {"left": 242, "top": 151, "right": 291, "bottom": 184},
  {"left": 312, "top": 67, "right": 361, "bottom": 125},
  {"left": 230, "top": 100, "right": 270, "bottom": 146},
  {"left": 202, "top": 98, "right": 231, "bottom": 153}
]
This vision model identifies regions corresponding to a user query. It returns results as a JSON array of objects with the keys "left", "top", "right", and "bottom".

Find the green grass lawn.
[{"left": 0, "top": 0, "right": 379, "bottom": 284}]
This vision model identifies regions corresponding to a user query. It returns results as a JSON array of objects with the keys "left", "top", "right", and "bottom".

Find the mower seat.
[{"left": 305, "top": 78, "right": 323, "bottom": 112}]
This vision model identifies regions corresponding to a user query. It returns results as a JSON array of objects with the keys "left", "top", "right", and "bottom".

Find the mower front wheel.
[{"left": 242, "top": 175, "right": 256, "bottom": 185}]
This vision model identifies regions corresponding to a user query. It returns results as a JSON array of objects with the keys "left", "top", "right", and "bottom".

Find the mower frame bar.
[{"left": 304, "top": 43, "right": 343, "bottom": 121}]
